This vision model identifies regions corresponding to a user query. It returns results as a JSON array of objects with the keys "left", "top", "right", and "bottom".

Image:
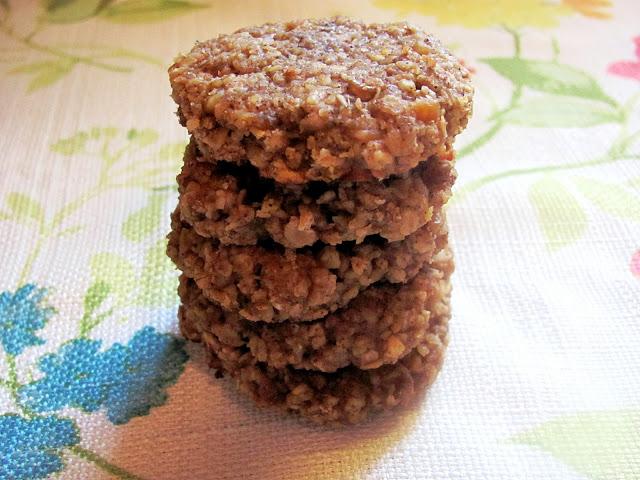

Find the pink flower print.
[
  {"left": 631, "top": 250, "right": 640, "bottom": 278},
  {"left": 608, "top": 36, "right": 640, "bottom": 81}
]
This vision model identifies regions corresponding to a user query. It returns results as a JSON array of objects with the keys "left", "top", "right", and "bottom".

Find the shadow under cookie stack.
[{"left": 167, "top": 18, "right": 473, "bottom": 424}]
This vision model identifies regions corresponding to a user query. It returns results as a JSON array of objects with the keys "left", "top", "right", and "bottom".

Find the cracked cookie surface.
[{"left": 169, "top": 17, "right": 472, "bottom": 184}]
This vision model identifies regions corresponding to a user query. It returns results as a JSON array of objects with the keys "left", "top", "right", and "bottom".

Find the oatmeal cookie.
[
  {"left": 180, "top": 267, "right": 451, "bottom": 425},
  {"left": 178, "top": 141, "right": 455, "bottom": 248},
  {"left": 179, "top": 252, "right": 451, "bottom": 372},
  {"left": 169, "top": 17, "right": 472, "bottom": 184},
  {"left": 168, "top": 210, "right": 448, "bottom": 322}
]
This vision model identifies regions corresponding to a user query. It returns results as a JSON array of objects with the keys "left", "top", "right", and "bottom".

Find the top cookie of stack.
[{"left": 169, "top": 17, "right": 473, "bottom": 185}]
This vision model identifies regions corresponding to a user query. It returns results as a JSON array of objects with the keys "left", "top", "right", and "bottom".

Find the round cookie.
[
  {"left": 179, "top": 251, "right": 452, "bottom": 372},
  {"left": 178, "top": 140, "right": 456, "bottom": 248},
  {"left": 169, "top": 17, "right": 473, "bottom": 184},
  {"left": 180, "top": 265, "right": 451, "bottom": 425},
  {"left": 168, "top": 210, "right": 448, "bottom": 322}
]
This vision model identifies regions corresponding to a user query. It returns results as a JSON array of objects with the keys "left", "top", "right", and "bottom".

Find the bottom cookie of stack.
[{"left": 178, "top": 248, "right": 454, "bottom": 425}]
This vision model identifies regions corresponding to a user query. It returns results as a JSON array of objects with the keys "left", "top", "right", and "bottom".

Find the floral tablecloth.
[{"left": 1, "top": 1, "right": 638, "bottom": 479}]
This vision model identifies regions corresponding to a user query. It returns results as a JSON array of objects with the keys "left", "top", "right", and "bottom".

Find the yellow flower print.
[
  {"left": 375, "top": 0, "right": 610, "bottom": 29},
  {"left": 562, "top": 0, "right": 612, "bottom": 19}
]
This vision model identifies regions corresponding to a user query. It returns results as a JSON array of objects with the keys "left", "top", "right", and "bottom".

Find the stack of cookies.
[{"left": 167, "top": 18, "right": 473, "bottom": 424}]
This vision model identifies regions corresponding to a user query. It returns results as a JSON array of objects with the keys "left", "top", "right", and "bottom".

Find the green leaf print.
[
  {"left": 114, "top": 141, "right": 185, "bottom": 188},
  {"left": 79, "top": 280, "right": 111, "bottom": 336},
  {"left": 156, "top": 142, "right": 187, "bottom": 162},
  {"left": 51, "top": 127, "right": 161, "bottom": 170},
  {"left": 122, "top": 191, "right": 167, "bottom": 242},
  {"left": 135, "top": 238, "right": 177, "bottom": 307},
  {"left": 574, "top": 177, "right": 640, "bottom": 222},
  {"left": 5, "top": 193, "right": 45, "bottom": 225},
  {"left": 41, "top": 0, "right": 114, "bottom": 23},
  {"left": 529, "top": 177, "right": 588, "bottom": 250},
  {"left": 88, "top": 236, "right": 177, "bottom": 317},
  {"left": 50, "top": 131, "right": 91, "bottom": 155},
  {"left": 27, "top": 63, "right": 73, "bottom": 92},
  {"left": 90, "top": 253, "right": 136, "bottom": 308},
  {"left": 481, "top": 58, "right": 614, "bottom": 104},
  {"left": 9, "top": 59, "right": 74, "bottom": 92},
  {"left": 9, "top": 61, "right": 61, "bottom": 74},
  {"left": 510, "top": 409, "right": 640, "bottom": 480},
  {"left": 500, "top": 95, "right": 623, "bottom": 127},
  {"left": 55, "top": 224, "right": 84, "bottom": 238},
  {"left": 82, "top": 281, "right": 111, "bottom": 320},
  {"left": 99, "top": 0, "right": 207, "bottom": 23},
  {"left": 3, "top": 5, "right": 162, "bottom": 93},
  {"left": 126, "top": 128, "right": 159, "bottom": 147}
]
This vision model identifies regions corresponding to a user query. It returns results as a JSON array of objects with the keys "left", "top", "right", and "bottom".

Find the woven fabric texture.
[{"left": 0, "top": 1, "right": 638, "bottom": 479}]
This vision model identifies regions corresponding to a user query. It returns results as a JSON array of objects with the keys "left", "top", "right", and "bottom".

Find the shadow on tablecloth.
[{"left": 106, "top": 344, "right": 424, "bottom": 479}]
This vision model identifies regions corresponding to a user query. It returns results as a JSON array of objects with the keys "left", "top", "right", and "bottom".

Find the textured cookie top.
[{"left": 169, "top": 17, "right": 473, "bottom": 183}]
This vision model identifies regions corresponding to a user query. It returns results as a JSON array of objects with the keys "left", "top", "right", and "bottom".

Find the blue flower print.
[
  {"left": 19, "top": 326, "right": 188, "bottom": 424},
  {"left": 0, "top": 414, "right": 79, "bottom": 480},
  {"left": 101, "top": 326, "right": 188, "bottom": 424},
  {"left": 0, "top": 284, "right": 55, "bottom": 356},
  {"left": 19, "top": 338, "right": 112, "bottom": 413}
]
